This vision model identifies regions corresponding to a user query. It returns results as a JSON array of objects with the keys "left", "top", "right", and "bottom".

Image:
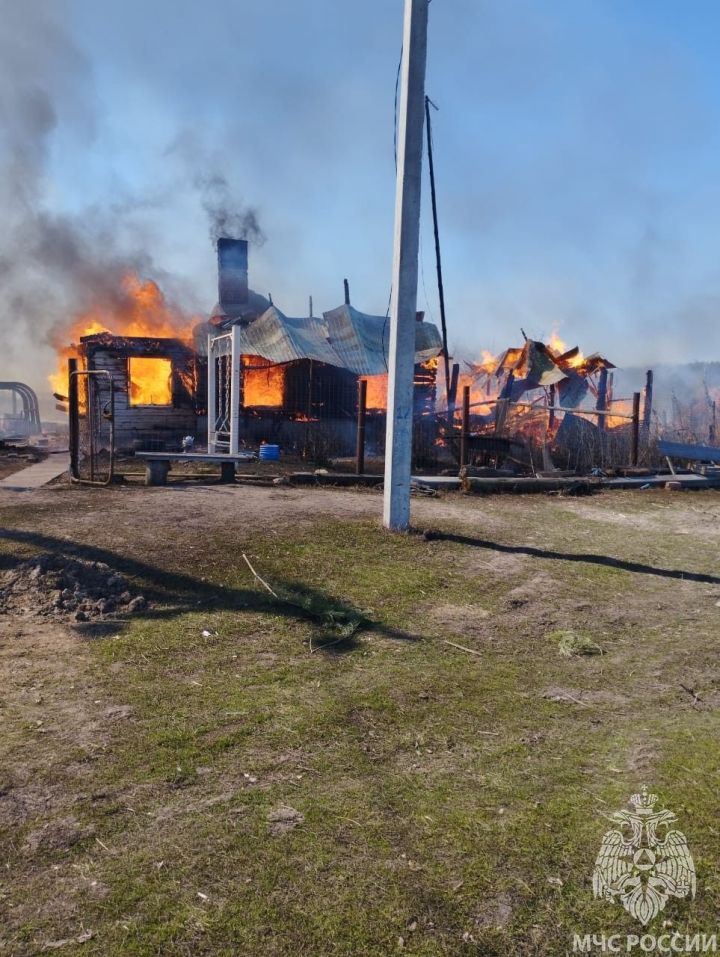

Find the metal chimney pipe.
[{"left": 217, "top": 238, "right": 249, "bottom": 318}]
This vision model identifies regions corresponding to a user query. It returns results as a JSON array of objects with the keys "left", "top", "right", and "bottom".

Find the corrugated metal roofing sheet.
[{"left": 223, "top": 303, "right": 442, "bottom": 375}]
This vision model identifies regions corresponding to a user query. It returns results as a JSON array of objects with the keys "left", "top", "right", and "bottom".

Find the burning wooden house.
[
  {"left": 51, "top": 271, "right": 206, "bottom": 454},
  {"left": 55, "top": 238, "right": 442, "bottom": 458},
  {"left": 206, "top": 239, "right": 443, "bottom": 455},
  {"left": 74, "top": 332, "right": 204, "bottom": 452}
]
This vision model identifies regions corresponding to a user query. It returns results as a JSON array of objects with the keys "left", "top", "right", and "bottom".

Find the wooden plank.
[{"left": 463, "top": 476, "right": 599, "bottom": 495}]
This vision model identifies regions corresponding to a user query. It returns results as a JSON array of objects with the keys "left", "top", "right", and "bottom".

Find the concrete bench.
[{"left": 135, "top": 452, "right": 257, "bottom": 486}]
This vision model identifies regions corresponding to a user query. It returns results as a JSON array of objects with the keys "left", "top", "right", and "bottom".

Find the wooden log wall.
[{"left": 80, "top": 336, "right": 201, "bottom": 451}]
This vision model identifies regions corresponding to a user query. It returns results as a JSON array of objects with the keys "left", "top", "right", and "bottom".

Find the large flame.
[
  {"left": 242, "top": 356, "right": 284, "bottom": 408},
  {"left": 605, "top": 397, "right": 634, "bottom": 430},
  {"left": 48, "top": 273, "right": 196, "bottom": 396},
  {"left": 363, "top": 374, "right": 388, "bottom": 411},
  {"left": 430, "top": 329, "right": 627, "bottom": 448},
  {"left": 547, "top": 327, "right": 585, "bottom": 369},
  {"left": 547, "top": 328, "right": 567, "bottom": 355},
  {"left": 445, "top": 350, "right": 500, "bottom": 418},
  {"left": 361, "top": 361, "right": 438, "bottom": 413},
  {"left": 128, "top": 357, "right": 173, "bottom": 406},
  {"left": 475, "top": 349, "right": 498, "bottom": 375}
]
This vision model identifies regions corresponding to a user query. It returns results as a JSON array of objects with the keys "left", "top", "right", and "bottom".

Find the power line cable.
[
  {"left": 383, "top": 42, "right": 404, "bottom": 371},
  {"left": 424, "top": 94, "right": 452, "bottom": 412}
]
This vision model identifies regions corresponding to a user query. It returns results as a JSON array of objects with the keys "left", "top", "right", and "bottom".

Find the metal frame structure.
[
  {"left": 208, "top": 329, "right": 238, "bottom": 453},
  {"left": 0, "top": 381, "right": 42, "bottom": 437},
  {"left": 68, "top": 366, "right": 116, "bottom": 486}
]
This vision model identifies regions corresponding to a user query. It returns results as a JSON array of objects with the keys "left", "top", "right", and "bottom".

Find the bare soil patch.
[{"left": 0, "top": 554, "right": 148, "bottom": 622}]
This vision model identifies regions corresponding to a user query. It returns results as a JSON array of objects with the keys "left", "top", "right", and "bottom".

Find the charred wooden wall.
[
  {"left": 236, "top": 359, "right": 439, "bottom": 459},
  {"left": 279, "top": 360, "right": 357, "bottom": 419}
]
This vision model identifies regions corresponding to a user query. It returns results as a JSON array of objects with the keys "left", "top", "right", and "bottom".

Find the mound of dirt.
[{"left": 0, "top": 554, "right": 148, "bottom": 622}]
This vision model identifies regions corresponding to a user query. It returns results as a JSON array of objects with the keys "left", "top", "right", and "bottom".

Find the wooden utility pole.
[
  {"left": 642, "top": 369, "right": 653, "bottom": 439},
  {"left": 383, "top": 0, "right": 429, "bottom": 531},
  {"left": 631, "top": 391, "right": 641, "bottom": 466},
  {"left": 356, "top": 379, "right": 368, "bottom": 475},
  {"left": 459, "top": 385, "right": 470, "bottom": 468},
  {"left": 68, "top": 358, "right": 79, "bottom": 479}
]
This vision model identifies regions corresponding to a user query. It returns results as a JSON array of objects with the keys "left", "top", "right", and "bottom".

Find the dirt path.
[
  {"left": 0, "top": 453, "right": 70, "bottom": 492},
  {"left": 0, "top": 479, "right": 515, "bottom": 541}
]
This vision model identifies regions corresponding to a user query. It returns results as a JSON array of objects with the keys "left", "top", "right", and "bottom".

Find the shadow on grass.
[
  {"left": 0, "top": 528, "right": 419, "bottom": 653},
  {"left": 421, "top": 530, "right": 720, "bottom": 585}
]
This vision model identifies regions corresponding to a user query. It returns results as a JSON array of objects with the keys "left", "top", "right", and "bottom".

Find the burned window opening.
[
  {"left": 128, "top": 357, "right": 173, "bottom": 407},
  {"left": 242, "top": 357, "right": 284, "bottom": 409}
]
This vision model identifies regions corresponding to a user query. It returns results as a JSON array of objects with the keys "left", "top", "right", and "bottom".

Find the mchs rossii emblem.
[{"left": 592, "top": 787, "right": 696, "bottom": 925}]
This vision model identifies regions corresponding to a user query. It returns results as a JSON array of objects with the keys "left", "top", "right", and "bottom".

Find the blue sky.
[{"left": 4, "top": 0, "right": 720, "bottom": 398}]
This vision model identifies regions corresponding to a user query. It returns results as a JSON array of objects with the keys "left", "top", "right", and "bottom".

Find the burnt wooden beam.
[
  {"left": 710, "top": 400, "right": 717, "bottom": 444},
  {"left": 68, "top": 358, "right": 79, "bottom": 479},
  {"left": 463, "top": 476, "right": 599, "bottom": 495},
  {"left": 596, "top": 368, "right": 608, "bottom": 432},
  {"left": 642, "top": 369, "right": 653, "bottom": 436},
  {"left": 631, "top": 391, "right": 641, "bottom": 466},
  {"left": 356, "top": 378, "right": 367, "bottom": 475},
  {"left": 447, "top": 362, "right": 459, "bottom": 422},
  {"left": 459, "top": 385, "right": 470, "bottom": 468}
]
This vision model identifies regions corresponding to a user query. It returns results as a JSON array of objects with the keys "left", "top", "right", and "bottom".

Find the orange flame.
[
  {"left": 48, "top": 273, "right": 196, "bottom": 395},
  {"left": 361, "top": 361, "right": 437, "bottom": 412},
  {"left": 547, "top": 329, "right": 567, "bottom": 356},
  {"left": 128, "top": 357, "right": 173, "bottom": 406},
  {"left": 363, "top": 374, "right": 388, "bottom": 410},
  {"left": 242, "top": 358, "right": 284, "bottom": 408},
  {"left": 443, "top": 350, "right": 500, "bottom": 418},
  {"left": 605, "top": 397, "right": 634, "bottom": 430},
  {"left": 547, "top": 327, "right": 585, "bottom": 369},
  {"left": 565, "top": 353, "right": 586, "bottom": 370},
  {"left": 475, "top": 349, "right": 498, "bottom": 375}
]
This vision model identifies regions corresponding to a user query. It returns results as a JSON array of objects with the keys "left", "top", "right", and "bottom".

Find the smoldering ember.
[{"left": 1, "top": 3, "right": 720, "bottom": 956}]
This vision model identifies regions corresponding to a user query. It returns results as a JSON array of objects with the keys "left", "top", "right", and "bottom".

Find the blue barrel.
[{"left": 259, "top": 443, "right": 280, "bottom": 461}]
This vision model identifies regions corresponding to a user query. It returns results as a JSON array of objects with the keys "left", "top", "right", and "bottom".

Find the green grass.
[
  {"left": 548, "top": 630, "right": 603, "bottom": 657},
  {"left": 0, "top": 489, "right": 719, "bottom": 954}
]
